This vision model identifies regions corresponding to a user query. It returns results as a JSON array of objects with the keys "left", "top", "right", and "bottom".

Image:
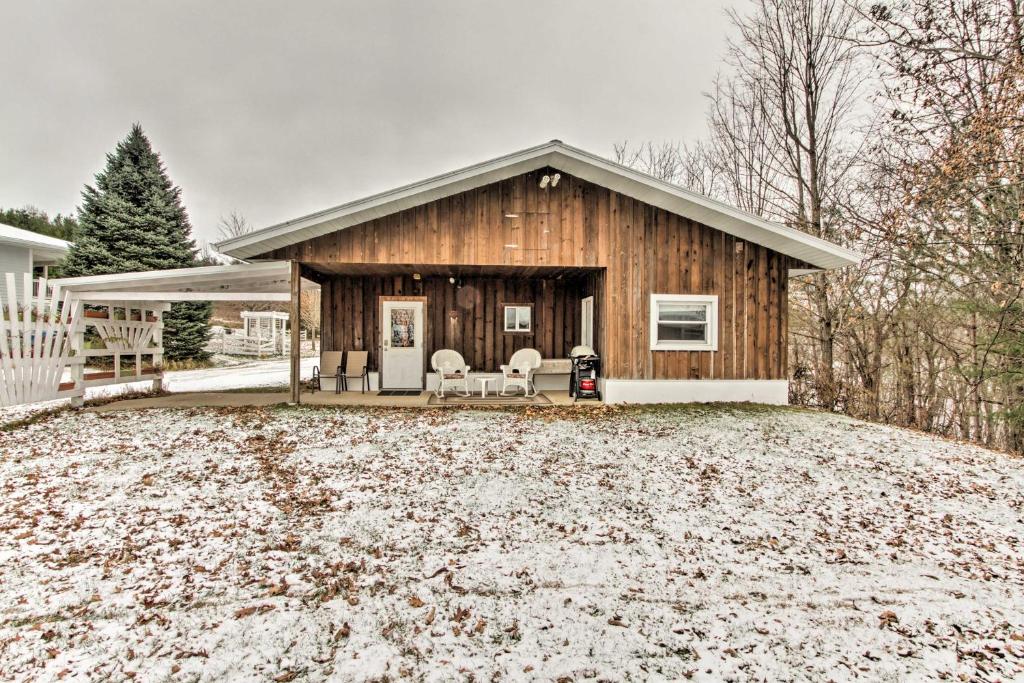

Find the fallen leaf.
[{"left": 234, "top": 604, "right": 275, "bottom": 619}]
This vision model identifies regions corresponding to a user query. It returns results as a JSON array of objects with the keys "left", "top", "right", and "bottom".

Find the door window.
[{"left": 390, "top": 307, "right": 416, "bottom": 348}]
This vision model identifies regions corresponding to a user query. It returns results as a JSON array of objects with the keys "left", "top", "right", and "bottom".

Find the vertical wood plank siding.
[
  {"left": 265, "top": 170, "right": 793, "bottom": 380},
  {"left": 321, "top": 274, "right": 597, "bottom": 374}
]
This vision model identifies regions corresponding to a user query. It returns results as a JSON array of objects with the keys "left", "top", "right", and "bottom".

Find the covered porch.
[
  {"left": 26, "top": 260, "right": 602, "bottom": 407},
  {"left": 301, "top": 262, "right": 603, "bottom": 397}
]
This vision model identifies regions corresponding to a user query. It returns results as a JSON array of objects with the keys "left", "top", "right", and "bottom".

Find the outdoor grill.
[{"left": 569, "top": 345, "right": 601, "bottom": 401}]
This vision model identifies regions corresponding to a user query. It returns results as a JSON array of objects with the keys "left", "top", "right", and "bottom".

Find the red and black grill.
[{"left": 569, "top": 345, "right": 601, "bottom": 401}]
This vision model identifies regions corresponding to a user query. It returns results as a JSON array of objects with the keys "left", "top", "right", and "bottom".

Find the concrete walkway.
[{"left": 88, "top": 389, "right": 580, "bottom": 413}]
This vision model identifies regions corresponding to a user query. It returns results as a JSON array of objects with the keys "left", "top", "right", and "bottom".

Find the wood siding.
[
  {"left": 268, "top": 169, "right": 793, "bottom": 380},
  {"left": 320, "top": 273, "right": 598, "bottom": 373}
]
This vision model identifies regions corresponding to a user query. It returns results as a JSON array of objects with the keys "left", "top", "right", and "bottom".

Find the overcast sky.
[{"left": 1, "top": 0, "right": 746, "bottom": 247}]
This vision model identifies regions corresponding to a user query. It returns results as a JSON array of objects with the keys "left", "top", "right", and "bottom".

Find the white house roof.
[
  {"left": 241, "top": 310, "right": 290, "bottom": 320},
  {"left": 0, "top": 222, "right": 72, "bottom": 264},
  {"left": 51, "top": 261, "right": 317, "bottom": 302},
  {"left": 215, "top": 140, "right": 863, "bottom": 270}
]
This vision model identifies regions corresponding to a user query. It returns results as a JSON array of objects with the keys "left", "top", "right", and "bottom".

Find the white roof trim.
[
  {"left": 51, "top": 261, "right": 317, "bottom": 301},
  {"left": 216, "top": 141, "right": 863, "bottom": 270},
  {"left": 0, "top": 222, "right": 72, "bottom": 264}
]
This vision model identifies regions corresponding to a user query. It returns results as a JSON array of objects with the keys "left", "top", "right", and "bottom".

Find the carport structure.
[{"left": 31, "top": 261, "right": 317, "bottom": 405}]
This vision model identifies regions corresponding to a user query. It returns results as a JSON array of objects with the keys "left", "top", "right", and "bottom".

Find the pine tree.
[{"left": 63, "top": 124, "right": 211, "bottom": 361}]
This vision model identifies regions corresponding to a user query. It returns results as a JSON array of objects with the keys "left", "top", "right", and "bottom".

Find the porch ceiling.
[{"left": 303, "top": 262, "right": 601, "bottom": 279}]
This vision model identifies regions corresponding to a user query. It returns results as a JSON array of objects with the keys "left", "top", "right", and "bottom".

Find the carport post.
[{"left": 289, "top": 261, "right": 301, "bottom": 404}]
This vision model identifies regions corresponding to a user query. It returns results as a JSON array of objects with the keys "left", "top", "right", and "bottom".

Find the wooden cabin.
[{"left": 218, "top": 141, "right": 860, "bottom": 403}]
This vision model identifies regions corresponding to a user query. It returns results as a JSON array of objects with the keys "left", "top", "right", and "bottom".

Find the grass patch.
[
  {"left": 0, "top": 387, "right": 171, "bottom": 432},
  {"left": 162, "top": 358, "right": 218, "bottom": 371},
  {"left": 219, "top": 384, "right": 290, "bottom": 394},
  {"left": 0, "top": 406, "right": 71, "bottom": 433}
]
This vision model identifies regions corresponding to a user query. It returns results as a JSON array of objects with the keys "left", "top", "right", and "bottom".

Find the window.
[
  {"left": 503, "top": 304, "right": 532, "bottom": 333},
  {"left": 650, "top": 294, "right": 718, "bottom": 351}
]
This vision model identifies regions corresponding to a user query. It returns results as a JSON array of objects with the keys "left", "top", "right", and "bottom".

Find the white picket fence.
[
  {"left": 0, "top": 273, "right": 168, "bottom": 408},
  {"left": 207, "top": 328, "right": 306, "bottom": 356},
  {"left": 0, "top": 273, "right": 78, "bottom": 406},
  {"left": 209, "top": 331, "right": 281, "bottom": 356}
]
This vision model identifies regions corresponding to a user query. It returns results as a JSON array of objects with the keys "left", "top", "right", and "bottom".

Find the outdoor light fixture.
[
  {"left": 449, "top": 276, "right": 456, "bottom": 284},
  {"left": 412, "top": 272, "right": 421, "bottom": 280},
  {"left": 504, "top": 244, "right": 518, "bottom": 249},
  {"left": 504, "top": 213, "right": 519, "bottom": 218},
  {"left": 550, "top": 173, "right": 561, "bottom": 187},
  {"left": 539, "top": 175, "right": 550, "bottom": 188}
]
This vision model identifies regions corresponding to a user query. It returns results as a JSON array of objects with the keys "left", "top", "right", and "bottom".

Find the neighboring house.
[
  {"left": 213, "top": 140, "right": 862, "bottom": 403},
  {"left": 0, "top": 222, "right": 71, "bottom": 302}
]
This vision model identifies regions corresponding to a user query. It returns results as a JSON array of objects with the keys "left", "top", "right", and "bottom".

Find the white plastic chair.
[
  {"left": 431, "top": 349, "right": 471, "bottom": 397},
  {"left": 500, "top": 348, "right": 542, "bottom": 397}
]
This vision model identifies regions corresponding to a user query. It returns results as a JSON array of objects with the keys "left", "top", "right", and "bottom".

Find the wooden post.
[
  {"left": 152, "top": 305, "right": 165, "bottom": 392},
  {"left": 69, "top": 299, "right": 85, "bottom": 407},
  {"left": 290, "top": 261, "right": 301, "bottom": 404}
]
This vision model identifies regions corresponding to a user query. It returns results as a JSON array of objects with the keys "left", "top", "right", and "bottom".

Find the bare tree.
[
  {"left": 217, "top": 211, "right": 252, "bottom": 242},
  {"left": 854, "top": 0, "right": 1024, "bottom": 448},
  {"left": 613, "top": 141, "right": 686, "bottom": 183},
  {"left": 705, "top": 75, "right": 781, "bottom": 216},
  {"left": 299, "top": 290, "right": 321, "bottom": 351},
  {"left": 719, "top": 0, "right": 863, "bottom": 408}
]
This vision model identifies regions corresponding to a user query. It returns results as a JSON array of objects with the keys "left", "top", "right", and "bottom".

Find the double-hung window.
[{"left": 649, "top": 294, "right": 718, "bottom": 351}]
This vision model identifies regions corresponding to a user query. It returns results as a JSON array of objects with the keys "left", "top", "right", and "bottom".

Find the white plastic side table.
[{"left": 476, "top": 377, "right": 495, "bottom": 397}]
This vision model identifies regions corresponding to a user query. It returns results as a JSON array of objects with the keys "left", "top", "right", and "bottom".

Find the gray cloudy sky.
[{"left": 1, "top": 0, "right": 745, "bottom": 246}]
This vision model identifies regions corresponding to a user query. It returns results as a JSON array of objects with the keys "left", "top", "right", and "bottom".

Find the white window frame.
[
  {"left": 649, "top": 294, "right": 718, "bottom": 351},
  {"left": 503, "top": 304, "right": 533, "bottom": 333}
]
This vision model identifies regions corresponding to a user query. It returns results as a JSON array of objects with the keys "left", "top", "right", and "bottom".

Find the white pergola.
[
  {"left": 51, "top": 261, "right": 318, "bottom": 403},
  {"left": 241, "top": 310, "right": 290, "bottom": 339},
  {"left": 53, "top": 261, "right": 308, "bottom": 302}
]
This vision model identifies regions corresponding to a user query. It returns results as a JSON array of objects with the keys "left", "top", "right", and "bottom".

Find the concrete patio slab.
[{"left": 87, "top": 389, "right": 584, "bottom": 412}]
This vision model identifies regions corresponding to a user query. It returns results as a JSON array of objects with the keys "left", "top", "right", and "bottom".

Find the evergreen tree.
[
  {"left": 63, "top": 124, "right": 211, "bottom": 361},
  {"left": 0, "top": 206, "right": 79, "bottom": 241}
]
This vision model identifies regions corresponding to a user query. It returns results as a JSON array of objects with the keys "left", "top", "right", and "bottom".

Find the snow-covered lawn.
[{"left": 1, "top": 405, "right": 1021, "bottom": 681}]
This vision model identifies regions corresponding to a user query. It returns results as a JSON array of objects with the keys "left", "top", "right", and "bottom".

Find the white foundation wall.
[
  {"left": 600, "top": 379, "right": 789, "bottom": 405},
  {"left": 315, "top": 373, "right": 569, "bottom": 393},
  {"left": 316, "top": 372, "right": 380, "bottom": 392}
]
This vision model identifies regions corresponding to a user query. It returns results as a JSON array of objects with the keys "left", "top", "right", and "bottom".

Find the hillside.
[{"left": 1, "top": 405, "right": 1021, "bottom": 680}]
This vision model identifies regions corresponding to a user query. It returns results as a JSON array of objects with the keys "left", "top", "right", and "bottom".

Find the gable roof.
[
  {"left": 216, "top": 140, "right": 863, "bottom": 270},
  {"left": 0, "top": 222, "right": 72, "bottom": 264}
]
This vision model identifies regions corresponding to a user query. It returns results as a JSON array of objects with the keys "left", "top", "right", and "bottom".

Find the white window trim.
[
  {"left": 649, "top": 294, "right": 718, "bottom": 351},
  {"left": 503, "top": 304, "right": 532, "bottom": 333}
]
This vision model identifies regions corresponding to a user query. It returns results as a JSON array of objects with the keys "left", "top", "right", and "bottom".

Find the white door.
[
  {"left": 581, "top": 296, "right": 594, "bottom": 349},
  {"left": 381, "top": 300, "right": 424, "bottom": 388}
]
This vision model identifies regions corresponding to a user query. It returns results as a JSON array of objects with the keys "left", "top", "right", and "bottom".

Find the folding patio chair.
[
  {"left": 341, "top": 350, "right": 370, "bottom": 393},
  {"left": 312, "top": 351, "right": 344, "bottom": 394}
]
